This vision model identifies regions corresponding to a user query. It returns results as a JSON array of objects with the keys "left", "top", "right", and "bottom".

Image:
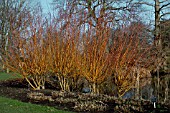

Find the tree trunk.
[
  {"left": 164, "top": 75, "right": 169, "bottom": 103},
  {"left": 155, "top": 0, "right": 161, "bottom": 48},
  {"left": 157, "top": 68, "right": 160, "bottom": 102},
  {"left": 135, "top": 68, "right": 140, "bottom": 100},
  {"left": 6, "top": 68, "right": 9, "bottom": 73},
  {"left": 155, "top": 0, "right": 162, "bottom": 103}
]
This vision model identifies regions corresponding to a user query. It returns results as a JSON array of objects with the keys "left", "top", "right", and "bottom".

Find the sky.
[
  {"left": 39, "top": 0, "right": 53, "bottom": 14},
  {"left": 30, "top": 0, "right": 53, "bottom": 14}
]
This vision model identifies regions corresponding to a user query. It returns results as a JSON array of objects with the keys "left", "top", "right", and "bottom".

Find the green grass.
[
  {"left": 0, "top": 96, "right": 71, "bottom": 113},
  {"left": 0, "top": 72, "right": 21, "bottom": 81},
  {"left": 0, "top": 72, "right": 73, "bottom": 113}
]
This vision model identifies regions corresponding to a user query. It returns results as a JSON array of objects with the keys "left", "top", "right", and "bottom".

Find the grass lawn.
[
  {"left": 0, "top": 72, "right": 21, "bottom": 81},
  {"left": 0, "top": 96, "right": 71, "bottom": 113},
  {"left": 0, "top": 72, "right": 73, "bottom": 113}
]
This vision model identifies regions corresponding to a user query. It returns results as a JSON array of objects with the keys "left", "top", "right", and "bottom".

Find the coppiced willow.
[
  {"left": 48, "top": 15, "right": 81, "bottom": 92},
  {"left": 109, "top": 23, "right": 155, "bottom": 97},
  {"left": 80, "top": 25, "right": 113, "bottom": 94},
  {"left": 2, "top": 14, "right": 50, "bottom": 90}
]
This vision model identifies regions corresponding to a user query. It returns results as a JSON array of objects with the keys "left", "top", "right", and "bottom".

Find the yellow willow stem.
[
  {"left": 31, "top": 76, "right": 38, "bottom": 88},
  {"left": 66, "top": 79, "right": 70, "bottom": 92},
  {"left": 41, "top": 76, "right": 45, "bottom": 89},
  {"left": 25, "top": 77, "right": 36, "bottom": 90},
  {"left": 58, "top": 76, "right": 64, "bottom": 91}
]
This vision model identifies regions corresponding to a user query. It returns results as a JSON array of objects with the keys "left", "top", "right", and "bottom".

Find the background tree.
[
  {"left": 154, "top": 0, "right": 170, "bottom": 46},
  {"left": 136, "top": 0, "right": 170, "bottom": 70},
  {"left": 52, "top": 0, "right": 145, "bottom": 28},
  {"left": 154, "top": 0, "right": 170, "bottom": 103},
  {"left": 152, "top": 0, "right": 169, "bottom": 102}
]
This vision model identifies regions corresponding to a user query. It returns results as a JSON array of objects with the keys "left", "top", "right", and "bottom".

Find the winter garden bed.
[{"left": 0, "top": 78, "right": 169, "bottom": 113}]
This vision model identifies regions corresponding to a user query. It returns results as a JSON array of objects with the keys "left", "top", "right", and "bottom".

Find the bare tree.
[
  {"left": 154, "top": 0, "right": 170, "bottom": 47},
  {"left": 134, "top": 0, "right": 170, "bottom": 102},
  {"left": 154, "top": 0, "right": 170, "bottom": 102},
  {"left": 52, "top": 0, "right": 145, "bottom": 28}
]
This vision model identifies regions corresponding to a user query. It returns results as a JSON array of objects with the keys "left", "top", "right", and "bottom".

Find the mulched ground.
[{"left": 0, "top": 78, "right": 169, "bottom": 113}]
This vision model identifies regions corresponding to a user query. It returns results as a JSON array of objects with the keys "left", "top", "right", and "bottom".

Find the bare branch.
[
  {"left": 134, "top": 2, "right": 154, "bottom": 7},
  {"left": 160, "top": 12, "right": 170, "bottom": 18},
  {"left": 160, "top": 2, "right": 170, "bottom": 11}
]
